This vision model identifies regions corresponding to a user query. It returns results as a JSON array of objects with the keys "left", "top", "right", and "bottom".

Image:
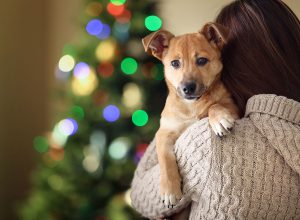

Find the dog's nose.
[{"left": 182, "top": 82, "right": 196, "bottom": 95}]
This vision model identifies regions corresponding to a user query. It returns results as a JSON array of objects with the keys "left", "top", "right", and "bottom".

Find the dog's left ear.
[
  {"left": 142, "top": 30, "right": 174, "bottom": 60},
  {"left": 200, "top": 22, "right": 229, "bottom": 50}
]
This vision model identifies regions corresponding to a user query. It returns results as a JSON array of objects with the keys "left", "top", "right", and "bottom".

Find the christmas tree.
[{"left": 20, "top": 0, "right": 166, "bottom": 219}]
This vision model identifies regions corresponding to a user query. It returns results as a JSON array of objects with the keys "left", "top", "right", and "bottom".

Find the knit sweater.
[{"left": 130, "top": 94, "right": 300, "bottom": 219}]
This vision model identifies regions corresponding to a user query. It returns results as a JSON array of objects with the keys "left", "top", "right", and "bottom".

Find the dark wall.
[{"left": 0, "top": 0, "right": 80, "bottom": 219}]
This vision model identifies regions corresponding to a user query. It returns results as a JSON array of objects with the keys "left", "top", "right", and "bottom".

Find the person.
[{"left": 130, "top": 0, "right": 300, "bottom": 219}]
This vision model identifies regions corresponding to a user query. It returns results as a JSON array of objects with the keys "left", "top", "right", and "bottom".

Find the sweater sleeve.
[{"left": 130, "top": 118, "right": 213, "bottom": 219}]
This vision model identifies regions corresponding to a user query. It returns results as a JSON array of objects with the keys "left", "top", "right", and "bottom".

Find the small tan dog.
[{"left": 142, "top": 22, "right": 239, "bottom": 207}]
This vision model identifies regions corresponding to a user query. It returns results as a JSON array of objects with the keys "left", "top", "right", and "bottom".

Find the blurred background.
[{"left": 0, "top": 0, "right": 299, "bottom": 219}]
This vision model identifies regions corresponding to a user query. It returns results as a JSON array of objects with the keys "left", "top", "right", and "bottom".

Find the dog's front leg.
[{"left": 156, "top": 126, "right": 183, "bottom": 207}]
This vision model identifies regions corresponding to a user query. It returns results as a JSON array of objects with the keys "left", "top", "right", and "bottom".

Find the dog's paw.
[
  {"left": 210, "top": 117, "right": 235, "bottom": 137},
  {"left": 160, "top": 177, "right": 182, "bottom": 208}
]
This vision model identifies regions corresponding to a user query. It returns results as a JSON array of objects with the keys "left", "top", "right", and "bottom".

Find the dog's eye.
[
  {"left": 171, "top": 60, "right": 180, "bottom": 69},
  {"left": 196, "top": 57, "right": 208, "bottom": 66}
]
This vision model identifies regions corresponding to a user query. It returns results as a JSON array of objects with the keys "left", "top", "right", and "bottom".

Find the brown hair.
[{"left": 216, "top": 0, "right": 300, "bottom": 115}]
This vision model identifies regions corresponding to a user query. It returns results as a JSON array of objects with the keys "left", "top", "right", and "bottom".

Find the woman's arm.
[{"left": 131, "top": 118, "right": 213, "bottom": 219}]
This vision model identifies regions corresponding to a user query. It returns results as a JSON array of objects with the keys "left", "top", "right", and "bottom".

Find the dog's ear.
[
  {"left": 142, "top": 30, "right": 174, "bottom": 60},
  {"left": 201, "top": 22, "right": 229, "bottom": 50}
]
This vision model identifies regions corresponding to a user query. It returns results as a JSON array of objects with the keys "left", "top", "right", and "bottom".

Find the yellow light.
[
  {"left": 58, "top": 55, "right": 75, "bottom": 72},
  {"left": 71, "top": 68, "right": 98, "bottom": 96},
  {"left": 95, "top": 39, "right": 116, "bottom": 62},
  {"left": 122, "top": 83, "right": 142, "bottom": 109}
]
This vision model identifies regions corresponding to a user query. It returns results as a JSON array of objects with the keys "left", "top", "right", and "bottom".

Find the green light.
[
  {"left": 132, "top": 110, "right": 148, "bottom": 126},
  {"left": 110, "top": 0, "right": 126, "bottom": 5},
  {"left": 121, "top": 57, "right": 138, "bottom": 75},
  {"left": 70, "top": 105, "right": 84, "bottom": 119},
  {"left": 145, "top": 15, "right": 162, "bottom": 31},
  {"left": 33, "top": 136, "right": 48, "bottom": 153}
]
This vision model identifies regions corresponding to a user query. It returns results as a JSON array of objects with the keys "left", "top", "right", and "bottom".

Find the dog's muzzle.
[{"left": 178, "top": 81, "right": 206, "bottom": 100}]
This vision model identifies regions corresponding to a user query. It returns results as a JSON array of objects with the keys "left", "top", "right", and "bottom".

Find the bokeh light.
[
  {"left": 83, "top": 154, "right": 100, "bottom": 173},
  {"left": 90, "top": 130, "right": 106, "bottom": 154},
  {"left": 97, "top": 63, "right": 114, "bottom": 78},
  {"left": 110, "top": 0, "right": 126, "bottom": 6},
  {"left": 121, "top": 57, "right": 138, "bottom": 75},
  {"left": 113, "top": 22, "right": 130, "bottom": 41},
  {"left": 122, "top": 83, "right": 142, "bottom": 109},
  {"left": 71, "top": 68, "right": 98, "bottom": 96},
  {"left": 116, "top": 9, "right": 131, "bottom": 23},
  {"left": 58, "top": 118, "right": 78, "bottom": 136},
  {"left": 58, "top": 55, "right": 75, "bottom": 72},
  {"left": 103, "top": 105, "right": 120, "bottom": 122},
  {"left": 86, "top": 2, "right": 103, "bottom": 16},
  {"left": 107, "top": 3, "right": 125, "bottom": 16},
  {"left": 52, "top": 125, "right": 68, "bottom": 147},
  {"left": 86, "top": 19, "right": 103, "bottom": 36},
  {"left": 96, "top": 24, "right": 111, "bottom": 39},
  {"left": 33, "top": 136, "right": 48, "bottom": 153},
  {"left": 132, "top": 110, "right": 148, "bottom": 126},
  {"left": 108, "top": 137, "right": 131, "bottom": 160},
  {"left": 95, "top": 39, "right": 116, "bottom": 62},
  {"left": 73, "top": 62, "right": 90, "bottom": 79},
  {"left": 145, "top": 15, "right": 162, "bottom": 31},
  {"left": 69, "top": 105, "right": 85, "bottom": 120}
]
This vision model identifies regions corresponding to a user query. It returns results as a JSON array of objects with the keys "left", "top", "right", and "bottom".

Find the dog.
[{"left": 142, "top": 22, "right": 239, "bottom": 208}]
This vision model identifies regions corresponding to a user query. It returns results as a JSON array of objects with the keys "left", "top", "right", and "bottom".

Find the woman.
[{"left": 131, "top": 0, "right": 300, "bottom": 219}]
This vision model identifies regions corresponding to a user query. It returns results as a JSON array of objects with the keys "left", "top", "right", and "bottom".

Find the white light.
[{"left": 58, "top": 55, "right": 75, "bottom": 72}]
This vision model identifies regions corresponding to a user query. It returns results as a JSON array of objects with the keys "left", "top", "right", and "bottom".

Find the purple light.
[
  {"left": 103, "top": 105, "right": 120, "bottom": 122},
  {"left": 86, "top": 19, "right": 103, "bottom": 36},
  {"left": 73, "top": 62, "right": 90, "bottom": 79},
  {"left": 96, "top": 24, "right": 111, "bottom": 39}
]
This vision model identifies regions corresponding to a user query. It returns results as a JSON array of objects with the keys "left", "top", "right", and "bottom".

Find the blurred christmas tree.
[{"left": 19, "top": 0, "right": 166, "bottom": 219}]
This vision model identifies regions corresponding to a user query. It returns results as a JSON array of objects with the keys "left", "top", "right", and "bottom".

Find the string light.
[
  {"left": 124, "top": 189, "right": 132, "bottom": 206},
  {"left": 145, "top": 15, "right": 162, "bottom": 31},
  {"left": 33, "top": 136, "right": 48, "bottom": 153},
  {"left": 132, "top": 110, "right": 148, "bottom": 126},
  {"left": 73, "top": 62, "right": 90, "bottom": 79},
  {"left": 96, "top": 24, "right": 111, "bottom": 39},
  {"left": 58, "top": 55, "right": 75, "bottom": 72},
  {"left": 121, "top": 57, "right": 138, "bottom": 75},
  {"left": 108, "top": 137, "right": 131, "bottom": 160},
  {"left": 71, "top": 68, "right": 98, "bottom": 96},
  {"left": 97, "top": 63, "right": 114, "bottom": 78},
  {"left": 122, "top": 83, "right": 142, "bottom": 109},
  {"left": 86, "top": 2, "right": 103, "bottom": 17},
  {"left": 113, "top": 22, "right": 130, "bottom": 41},
  {"left": 86, "top": 19, "right": 103, "bottom": 36},
  {"left": 95, "top": 39, "right": 116, "bottom": 62},
  {"left": 90, "top": 130, "right": 106, "bottom": 154},
  {"left": 69, "top": 105, "right": 85, "bottom": 120},
  {"left": 107, "top": 3, "right": 125, "bottom": 16},
  {"left": 82, "top": 153, "right": 100, "bottom": 173},
  {"left": 116, "top": 9, "right": 131, "bottom": 23},
  {"left": 58, "top": 118, "right": 78, "bottom": 136},
  {"left": 55, "top": 67, "right": 70, "bottom": 81},
  {"left": 103, "top": 105, "right": 120, "bottom": 122},
  {"left": 110, "top": 0, "right": 126, "bottom": 6}
]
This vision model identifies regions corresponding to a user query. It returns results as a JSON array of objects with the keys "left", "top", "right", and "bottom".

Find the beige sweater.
[{"left": 131, "top": 94, "right": 300, "bottom": 219}]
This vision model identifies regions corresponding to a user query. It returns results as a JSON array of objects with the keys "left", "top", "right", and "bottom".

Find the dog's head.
[{"left": 142, "top": 22, "right": 228, "bottom": 100}]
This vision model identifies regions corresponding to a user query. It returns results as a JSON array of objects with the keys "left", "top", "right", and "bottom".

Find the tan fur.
[{"left": 143, "top": 23, "right": 239, "bottom": 209}]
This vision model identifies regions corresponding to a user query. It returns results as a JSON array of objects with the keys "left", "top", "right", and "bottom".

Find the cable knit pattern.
[{"left": 131, "top": 94, "right": 300, "bottom": 219}]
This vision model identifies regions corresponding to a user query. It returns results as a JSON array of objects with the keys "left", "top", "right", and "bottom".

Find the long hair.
[{"left": 216, "top": 0, "right": 300, "bottom": 115}]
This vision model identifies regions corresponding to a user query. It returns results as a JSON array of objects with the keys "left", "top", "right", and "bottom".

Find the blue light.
[
  {"left": 103, "top": 105, "right": 120, "bottom": 122},
  {"left": 86, "top": 19, "right": 103, "bottom": 36},
  {"left": 113, "top": 22, "right": 129, "bottom": 42},
  {"left": 73, "top": 62, "right": 90, "bottom": 79},
  {"left": 96, "top": 24, "right": 111, "bottom": 40}
]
